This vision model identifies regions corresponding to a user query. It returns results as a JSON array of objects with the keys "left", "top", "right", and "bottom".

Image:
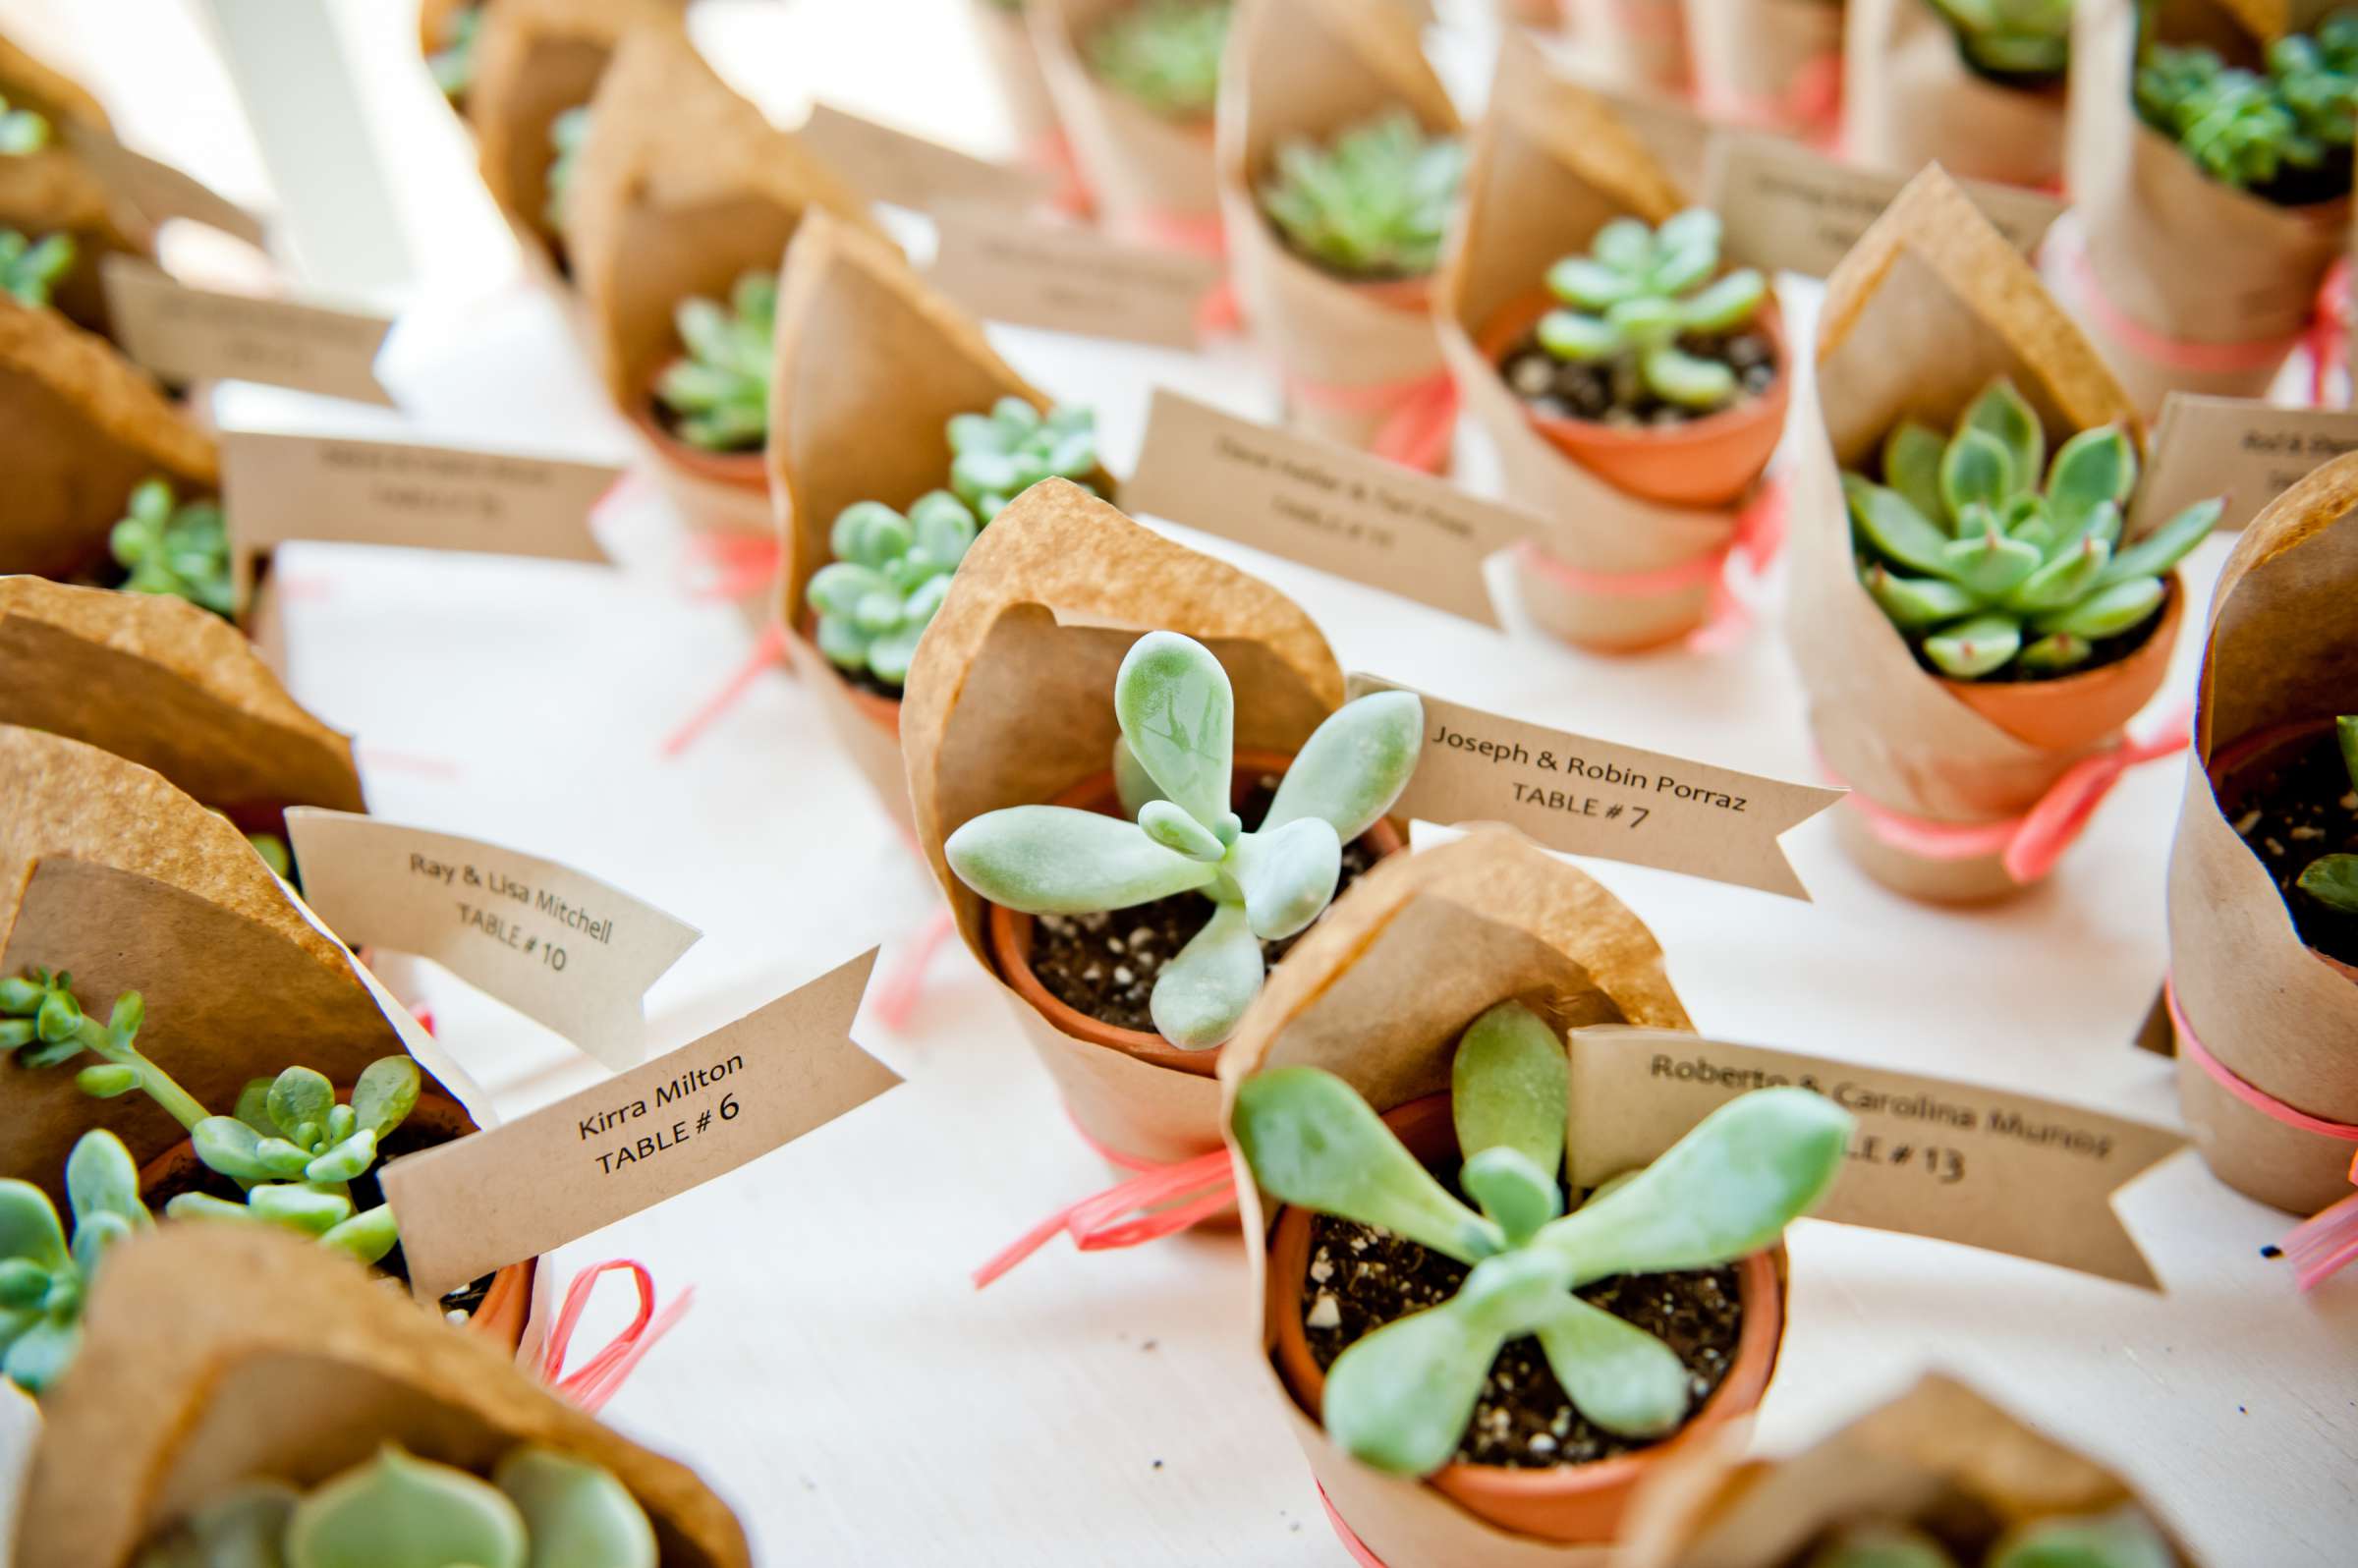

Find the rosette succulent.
[
  {"left": 0, "top": 1130, "right": 149, "bottom": 1394},
  {"left": 1807, "top": 1506, "right": 2175, "bottom": 1568},
  {"left": 2137, "top": 15, "right": 2358, "bottom": 196},
  {"left": 1846, "top": 378, "right": 2219, "bottom": 681},
  {"left": 1086, "top": 0, "right": 1231, "bottom": 119},
  {"left": 1259, "top": 110, "right": 1466, "bottom": 281},
  {"left": 946, "top": 632, "right": 1423, "bottom": 1047},
  {"left": 0, "top": 93, "right": 50, "bottom": 155},
  {"left": 809, "top": 491, "right": 977, "bottom": 687},
  {"left": 948, "top": 397, "right": 1098, "bottom": 518},
  {"left": 1536, "top": 210, "right": 1768, "bottom": 413},
  {"left": 111, "top": 477, "right": 235, "bottom": 618},
  {"left": 1924, "top": 0, "right": 2073, "bottom": 80},
  {"left": 136, "top": 1443, "right": 658, "bottom": 1568},
  {"left": 1232, "top": 1001, "right": 1851, "bottom": 1477},
  {"left": 0, "top": 229, "right": 74, "bottom": 308},
  {"left": 652, "top": 270, "right": 776, "bottom": 454}
]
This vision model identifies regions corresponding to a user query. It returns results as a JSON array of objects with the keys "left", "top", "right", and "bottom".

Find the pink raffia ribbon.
[
  {"left": 871, "top": 906, "right": 958, "bottom": 1030},
  {"left": 1834, "top": 702, "right": 2193, "bottom": 885},
  {"left": 537, "top": 1260, "right": 696, "bottom": 1414},
  {"left": 972, "top": 1120, "right": 1238, "bottom": 1288},
  {"left": 2165, "top": 977, "right": 2358, "bottom": 1290},
  {"left": 683, "top": 532, "right": 783, "bottom": 602},
  {"left": 2058, "top": 223, "right": 2313, "bottom": 378},
  {"left": 658, "top": 622, "right": 790, "bottom": 757},
  {"left": 1029, "top": 127, "right": 1094, "bottom": 218},
  {"left": 2305, "top": 256, "right": 2351, "bottom": 408},
  {"left": 1287, "top": 369, "right": 1461, "bottom": 475},
  {"left": 1319, "top": 1483, "right": 1388, "bottom": 1567},
  {"left": 1701, "top": 51, "right": 1842, "bottom": 149},
  {"left": 1129, "top": 208, "right": 1242, "bottom": 336},
  {"left": 1513, "top": 473, "right": 1788, "bottom": 654}
]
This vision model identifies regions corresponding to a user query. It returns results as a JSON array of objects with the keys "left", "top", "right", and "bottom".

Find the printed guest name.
[
  {"left": 1431, "top": 722, "right": 1749, "bottom": 812},
  {"left": 577, "top": 1053, "right": 746, "bottom": 1143},
  {"left": 406, "top": 852, "right": 614, "bottom": 943},
  {"left": 1647, "top": 1053, "right": 2116, "bottom": 1160}
]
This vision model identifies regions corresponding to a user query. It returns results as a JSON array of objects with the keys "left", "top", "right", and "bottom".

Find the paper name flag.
[
  {"left": 1569, "top": 1028, "right": 2188, "bottom": 1288},
  {"left": 1123, "top": 391, "right": 1530, "bottom": 628},
  {"left": 2130, "top": 392, "right": 2358, "bottom": 536},
  {"left": 100, "top": 256, "right": 396, "bottom": 406},
  {"left": 285, "top": 810, "right": 701, "bottom": 1070},
  {"left": 1351, "top": 676, "right": 1843, "bottom": 899},
  {"left": 62, "top": 122, "right": 269, "bottom": 248},
  {"left": 926, "top": 204, "right": 1222, "bottom": 351},
  {"left": 379, "top": 949, "right": 898, "bottom": 1298}
]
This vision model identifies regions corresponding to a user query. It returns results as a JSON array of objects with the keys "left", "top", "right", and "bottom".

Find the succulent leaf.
[
  {"left": 319, "top": 1203, "right": 402, "bottom": 1265},
  {"left": 1961, "top": 377, "right": 2044, "bottom": 496},
  {"left": 1138, "top": 798, "right": 1226, "bottom": 862},
  {"left": 1232, "top": 817, "right": 1342, "bottom": 942},
  {"left": 266, "top": 1068, "right": 335, "bottom": 1145},
  {"left": 1147, "top": 900, "right": 1264, "bottom": 1048},
  {"left": 1862, "top": 565, "right": 1979, "bottom": 630},
  {"left": 1112, "top": 735, "right": 1167, "bottom": 818},
  {"left": 2296, "top": 853, "right": 2358, "bottom": 914},
  {"left": 1531, "top": 1293, "right": 1689, "bottom": 1437},
  {"left": 2030, "top": 576, "right": 2164, "bottom": 640},
  {"left": 1643, "top": 345, "right": 1738, "bottom": 410},
  {"left": 653, "top": 271, "right": 775, "bottom": 454},
  {"left": 1460, "top": 1147, "right": 1561, "bottom": 1244},
  {"left": 495, "top": 1446, "right": 660, "bottom": 1568},
  {"left": 1938, "top": 519, "right": 2042, "bottom": 598},
  {"left": 1263, "top": 690, "right": 1423, "bottom": 843},
  {"left": 945, "top": 805, "right": 1218, "bottom": 914},
  {"left": 1987, "top": 1504, "right": 2176, "bottom": 1568},
  {"left": 2101, "top": 497, "right": 2218, "bottom": 585},
  {"left": 1536, "top": 308, "right": 1625, "bottom": 362},
  {"left": 1924, "top": 614, "right": 2025, "bottom": 679},
  {"left": 283, "top": 1445, "right": 529, "bottom": 1568},
  {"left": 1939, "top": 427, "right": 2016, "bottom": 517},
  {"left": 352, "top": 1055, "right": 421, "bottom": 1140},
  {"left": 1881, "top": 420, "right": 1950, "bottom": 529},
  {"left": 1844, "top": 476, "right": 1954, "bottom": 576},
  {"left": 1114, "top": 632, "right": 1236, "bottom": 829},
  {"left": 1804, "top": 1522, "right": 1960, "bottom": 1568},
  {"left": 1449, "top": 1001, "right": 1568, "bottom": 1179},
  {"left": 1322, "top": 1292, "right": 1510, "bottom": 1477}
]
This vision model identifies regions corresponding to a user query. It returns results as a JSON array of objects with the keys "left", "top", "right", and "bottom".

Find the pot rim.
[
  {"left": 628, "top": 386, "right": 768, "bottom": 491},
  {"left": 982, "top": 750, "right": 1408, "bottom": 1076},
  {"left": 1266, "top": 1093, "right": 1784, "bottom": 1530},
  {"left": 792, "top": 615, "right": 904, "bottom": 735},
  {"left": 1929, "top": 572, "right": 2185, "bottom": 745}
]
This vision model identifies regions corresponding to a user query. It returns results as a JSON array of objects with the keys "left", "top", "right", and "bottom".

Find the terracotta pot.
[
  {"left": 1267, "top": 1093, "right": 1785, "bottom": 1545},
  {"left": 792, "top": 614, "right": 904, "bottom": 737},
  {"left": 2209, "top": 715, "right": 2358, "bottom": 985},
  {"left": 1937, "top": 575, "right": 2185, "bottom": 754},
  {"left": 1478, "top": 288, "right": 1791, "bottom": 509},
  {"left": 626, "top": 393, "right": 768, "bottom": 496},
  {"left": 136, "top": 1088, "right": 535, "bottom": 1352},
  {"left": 983, "top": 750, "right": 1408, "bottom": 1076}
]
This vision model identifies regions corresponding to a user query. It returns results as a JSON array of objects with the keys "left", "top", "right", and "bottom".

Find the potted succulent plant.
[
  {"left": 1843, "top": 375, "right": 2216, "bottom": 749},
  {"left": 137, "top": 1443, "right": 659, "bottom": 1567},
  {"left": 1030, "top": 0, "right": 1226, "bottom": 236},
  {"left": 0, "top": 1127, "right": 145, "bottom": 1393},
  {"left": 1235, "top": 1000, "right": 1850, "bottom": 1543},
  {"left": 804, "top": 399, "right": 1097, "bottom": 726},
  {"left": 1846, "top": 0, "right": 2069, "bottom": 189},
  {"left": 0, "top": 226, "right": 70, "bottom": 307},
  {"left": 0, "top": 968, "right": 535, "bottom": 1391},
  {"left": 102, "top": 476, "right": 234, "bottom": 619},
  {"left": 1485, "top": 208, "right": 1782, "bottom": 510},
  {"left": 946, "top": 630, "right": 1420, "bottom": 1056},
  {"left": 1085, "top": 0, "right": 1230, "bottom": 123},
  {"left": 1258, "top": 109, "right": 1463, "bottom": 305},
  {"left": 634, "top": 270, "right": 775, "bottom": 495}
]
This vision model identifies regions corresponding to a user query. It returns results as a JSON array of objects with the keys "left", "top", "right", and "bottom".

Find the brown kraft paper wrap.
[
  {"left": 971, "top": 0, "right": 1061, "bottom": 150},
  {"left": 1616, "top": 1374, "right": 2199, "bottom": 1568},
  {"left": 1844, "top": 0, "right": 2066, "bottom": 189},
  {"left": 768, "top": 210, "right": 1103, "bottom": 837},
  {"left": 1442, "top": 44, "right": 1757, "bottom": 650},
  {"left": 1217, "top": 0, "right": 1461, "bottom": 459},
  {"left": 902, "top": 479, "right": 1345, "bottom": 1165},
  {"left": 0, "top": 31, "right": 111, "bottom": 134},
  {"left": 12, "top": 1225, "right": 750, "bottom": 1568},
  {"left": 2165, "top": 450, "right": 2358, "bottom": 1214},
  {"left": 1789, "top": 166, "right": 2155, "bottom": 902},
  {"left": 1028, "top": 0, "right": 1219, "bottom": 236},
  {"left": 1215, "top": 828, "right": 1691, "bottom": 1568},
  {"left": 570, "top": 28, "right": 882, "bottom": 541},
  {"left": 0, "top": 575, "right": 363, "bottom": 823},
  {"left": 0, "top": 296, "right": 216, "bottom": 581},
  {"left": 1567, "top": 0, "right": 1692, "bottom": 95},
  {"left": 1682, "top": 0, "right": 1846, "bottom": 139},
  {"left": 2054, "top": 0, "right": 2351, "bottom": 418}
]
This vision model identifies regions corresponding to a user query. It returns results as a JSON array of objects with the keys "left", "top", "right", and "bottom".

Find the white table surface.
[{"left": 6, "top": 2, "right": 2355, "bottom": 1563}]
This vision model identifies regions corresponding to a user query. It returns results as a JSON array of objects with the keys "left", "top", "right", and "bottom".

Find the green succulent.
[
  {"left": 1923, "top": 0, "right": 2073, "bottom": 79},
  {"left": 2293, "top": 715, "right": 2358, "bottom": 915},
  {"left": 1258, "top": 110, "right": 1466, "bottom": 282},
  {"left": 1086, "top": 0, "right": 1231, "bottom": 119},
  {"left": 947, "top": 632, "right": 1423, "bottom": 1047},
  {"left": 2136, "top": 15, "right": 2358, "bottom": 195},
  {"left": 0, "top": 1130, "right": 150, "bottom": 1395},
  {"left": 652, "top": 270, "right": 775, "bottom": 454},
  {"left": 947, "top": 397, "right": 1097, "bottom": 518},
  {"left": 2, "top": 969, "right": 416, "bottom": 1269},
  {"left": 427, "top": 5, "right": 482, "bottom": 101},
  {"left": 1846, "top": 377, "right": 2218, "bottom": 681},
  {"left": 541, "top": 105, "right": 590, "bottom": 234},
  {"left": 111, "top": 478, "right": 236, "bottom": 619},
  {"left": 0, "top": 93, "right": 50, "bottom": 156},
  {"left": 809, "top": 491, "right": 977, "bottom": 688},
  {"left": 1536, "top": 209, "right": 1768, "bottom": 413},
  {"left": 0, "top": 229, "right": 75, "bottom": 308},
  {"left": 136, "top": 1443, "right": 658, "bottom": 1568},
  {"left": 1807, "top": 1505, "right": 2175, "bottom": 1568},
  {"left": 1232, "top": 1001, "right": 1852, "bottom": 1478}
]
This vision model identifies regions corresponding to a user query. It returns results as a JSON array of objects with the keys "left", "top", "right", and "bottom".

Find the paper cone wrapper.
[
  {"left": 11, "top": 1225, "right": 750, "bottom": 1568},
  {"left": 0, "top": 297, "right": 215, "bottom": 580},
  {"left": 1214, "top": 828, "right": 1690, "bottom": 1567},
  {"left": 1217, "top": 0, "right": 1459, "bottom": 457},
  {"left": 1844, "top": 0, "right": 2065, "bottom": 189},
  {"left": 0, "top": 143, "right": 150, "bottom": 342},
  {"left": 766, "top": 211, "right": 1087, "bottom": 836},
  {"left": 0, "top": 576, "right": 363, "bottom": 823},
  {"left": 1682, "top": 0, "right": 1844, "bottom": 136},
  {"left": 1788, "top": 166, "right": 2149, "bottom": 902},
  {"left": 1616, "top": 1373, "right": 2197, "bottom": 1568},
  {"left": 972, "top": 0, "right": 1062, "bottom": 146},
  {"left": 1567, "top": 0, "right": 1691, "bottom": 94},
  {"left": 2058, "top": 0, "right": 2350, "bottom": 416},
  {"left": 0, "top": 32, "right": 111, "bottom": 134},
  {"left": 901, "top": 480, "right": 1344, "bottom": 1162},
  {"left": 2165, "top": 452, "right": 2358, "bottom": 1213},
  {"left": 1442, "top": 43, "right": 1756, "bottom": 650},
  {"left": 1029, "top": 0, "right": 1220, "bottom": 234},
  {"left": 569, "top": 28, "right": 883, "bottom": 542}
]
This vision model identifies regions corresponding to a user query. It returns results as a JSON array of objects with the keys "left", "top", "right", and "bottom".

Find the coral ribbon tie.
[
  {"left": 1836, "top": 702, "right": 2193, "bottom": 885},
  {"left": 1318, "top": 1483, "right": 1388, "bottom": 1567},
  {"left": 2058, "top": 224, "right": 2313, "bottom": 377},
  {"left": 1130, "top": 208, "right": 1242, "bottom": 336},
  {"left": 1702, "top": 51, "right": 1842, "bottom": 149},
  {"left": 538, "top": 1260, "right": 697, "bottom": 1414},
  {"left": 972, "top": 1123, "right": 1238, "bottom": 1288},
  {"left": 658, "top": 622, "right": 790, "bottom": 757},
  {"left": 1029, "top": 127, "right": 1094, "bottom": 218},
  {"left": 684, "top": 532, "right": 783, "bottom": 602},
  {"left": 1513, "top": 473, "right": 1788, "bottom": 653},
  {"left": 2305, "top": 256, "right": 2351, "bottom": 409},
  {"left": 1286, "top": 369, "right": 1461, "bottom": 475},
  {"left": 870, "top": 906, "right": 959, "bottom": 1030},
  {"left": 2165, "top": 978, "right": 2358, "bottom": 1290}
]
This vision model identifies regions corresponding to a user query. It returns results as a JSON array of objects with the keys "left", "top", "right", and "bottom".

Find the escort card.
[
  {"left": 2129, "top": 393, "right": 2358, "bottom": 535},
  {"left": 797, "top": 101, "right": 1053, "bottom": 213},
  {"left": 101, "top": 255, "right": 395, "bottom": 405},
  {"left": 926, "top": 204, "right": 1222, "bottom": 350}
]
